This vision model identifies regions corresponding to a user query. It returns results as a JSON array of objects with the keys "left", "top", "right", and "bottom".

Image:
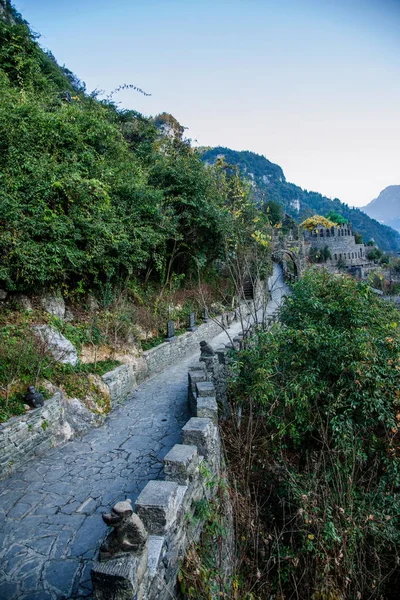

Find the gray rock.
[
  {"left": 135, "top": 481, "right": 180, "bottom": 535},
  {"left": 64, "top": 309, "right": 74, "bottom": 322},
  {"left": 14, "top": 294, "right": 33, "bottom": 311},
  {"left": 91, "top": 553, "right": 147, "bottom": 600},
  {"left": 33, "top": 325, "right": 78, "bottom": 366},
  {"left": 87, "top": 294, "right": 100, "bottom": 312},
  {"left": 40, "top": 293, "right": 65, "bottom": 319},
  {"left": 0, "top": 289, "right": 7, "bottom": 300},
  {"left": 63, "top": 397, "right": 103, "bottom": 435}
]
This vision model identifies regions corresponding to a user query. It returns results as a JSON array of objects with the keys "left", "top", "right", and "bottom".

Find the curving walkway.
[{"left": 0, "top": 266, "right": 288, "bottom": 600}]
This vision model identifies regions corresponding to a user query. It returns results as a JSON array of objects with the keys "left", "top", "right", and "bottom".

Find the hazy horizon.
[{"left": 14, "top": 0, "right": 400, "bottom": 207}]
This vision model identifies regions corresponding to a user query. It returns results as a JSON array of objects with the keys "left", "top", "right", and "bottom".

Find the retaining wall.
[
  {"left": 142, "top": 312, "right": 235, "bottom": 376},
  {"left": 91, "top": 343, "right": 238, "bottom": 600},
  {"left": 0, "top": 393, "right": 63, "bottom": 480}
]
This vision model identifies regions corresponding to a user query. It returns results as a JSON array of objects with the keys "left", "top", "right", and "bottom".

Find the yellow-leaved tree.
[{"left": 300, "top": 215, "right": 336, "bottom": 231}]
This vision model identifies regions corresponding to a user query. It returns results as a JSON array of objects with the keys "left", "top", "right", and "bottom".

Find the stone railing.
[
  {"left": 101, "top": 310, "right": 238, "bottom": 407},
  {"left": 91, "top": 339, "right": 241, "bottom": 600}
]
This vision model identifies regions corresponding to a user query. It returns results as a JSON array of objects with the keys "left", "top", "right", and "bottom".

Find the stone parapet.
[
  {"left": 142, "top": 311, "right": 236, "bottom": 376},
  {"left": 91, "top": 342, "right": 235, "bottom": 600}
]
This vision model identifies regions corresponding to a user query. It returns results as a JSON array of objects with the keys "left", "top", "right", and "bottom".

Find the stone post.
[
  {"left": 187, "top": 312, "right": 197, "bottom": 332},
  {"left": 165, "top": 320, "right": 176, "bottom": 342}
]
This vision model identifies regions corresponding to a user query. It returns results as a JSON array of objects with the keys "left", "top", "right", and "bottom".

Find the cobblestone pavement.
[
  {"left": 0, "top": 267, "right": 288, "bottom": 600},
  {"left": 0, "top": 320, "right": 249, "bottom": 600}
]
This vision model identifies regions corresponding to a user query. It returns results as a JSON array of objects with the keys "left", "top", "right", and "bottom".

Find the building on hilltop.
[{"left": 304, "top": 222, "right": 373, "bottom": 277}]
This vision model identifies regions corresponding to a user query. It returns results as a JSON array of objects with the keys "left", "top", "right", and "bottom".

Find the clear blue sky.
[{"left": 14, "top": 0, "right": 400, "bottom": 207}]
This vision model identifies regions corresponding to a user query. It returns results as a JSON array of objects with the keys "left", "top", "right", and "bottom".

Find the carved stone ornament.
[
  {"left": 24, "top": 386, "right": 45, "bottom": 409},
  {"left": 100, "top": 499, "right": 148, "bottom": 560},
  {"left": 199, "top": 340, "right": 215, "bottom": 357}
]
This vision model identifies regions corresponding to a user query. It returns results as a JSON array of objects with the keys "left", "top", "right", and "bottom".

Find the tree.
[
  {"left": 300, "top": 215, "right": 336, "bottom": 231},
  {"left": 264, "top": 200, "right": 283, "bottom": 226},
  {"left": 326, "top": 210, "right": 348, "bottom": 225},
  {"left": 367, "top": 248, "right": 383, "bottom": 261},
  {"left": 354, "top": 231, "right": 363, "bottom": 244}
]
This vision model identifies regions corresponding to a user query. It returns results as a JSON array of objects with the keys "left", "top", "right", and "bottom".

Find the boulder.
[
  {"left": 62, "top": 397, "right": 103, "bottom": 436},
  {"left": 33, "top": 325, "right": 78, "bottom": 366},
  {"left": 0, "top": 289, "right": 7, "bottom": 300},
  {"left": 40, "top": 293, "right": 65, "bottom": 319}
]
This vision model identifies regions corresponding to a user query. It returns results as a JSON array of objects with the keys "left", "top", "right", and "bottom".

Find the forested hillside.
[
  {"left": 0, "top": 3, "right": 272, "bottom": 296},
  {"left": 200, "top": 146, "right": 400, "bottom": 251}
]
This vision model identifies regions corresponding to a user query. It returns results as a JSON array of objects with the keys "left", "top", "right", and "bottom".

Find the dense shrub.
[{"left": 228, "top": 269, "right": 400, "bottom": 599}]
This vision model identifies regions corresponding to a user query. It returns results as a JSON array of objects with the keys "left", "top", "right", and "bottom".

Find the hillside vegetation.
[
  {"left": 200, "top": 147, "right": 400, "bottom": 252},
  {"left": 225, "top": 270, "right": 400, "bottom": 599},
  {"left": 0, "top": 7, "right": 274, "bottom": 296},
  {"left": 0, "top": 3, "right": 273, "bottom": 420}
]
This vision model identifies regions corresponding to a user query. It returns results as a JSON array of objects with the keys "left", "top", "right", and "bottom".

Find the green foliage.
[
  {"left": 0, "top": 320, "right": 53, "bottom": 415},
  {"left": 380, "top": 253, "right": 390, "bottom": 265},
  {"left": 309, "top": 245, "right": 331, "bottom": 264},
  {"left": 367, "top": 247, "right": 383, "bottom": 261},
  {"left": 264, "top": 200, "right": 283, "bottom": 225},
  {"left": 0, "top": 16, "right": 267, "bottom": 296},
  {"left": 325, "top": 210, "right": 348, "bottom": 225},
  {"left": 354, "top": 231, "right": 363, "bottom": 244},
  {"left": 229, "top": 270, "right": 400, "bottom": 598}
]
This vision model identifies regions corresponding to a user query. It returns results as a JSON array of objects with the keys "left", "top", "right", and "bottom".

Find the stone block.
[
  {"left": 233, "top": 336, "right": 242, "bottom": 350},
  {"left": 163, "top": 444, "right": 199, "bottom": 485},
  {"left": 135, "top": 481, "right": 179, "bottom": 535},
  {"left": 147, "top": 535, "right": 165, "bottom": 578},
  {"left": 195, "top": 381, "right": 215, "bottom": 397},
  {"left": 215, "top": 347, "right": 229, "bottom": 364},
  {"left": 182, "top": 417, "right": 216, "bottom": 460},
  {"left": 196, "top": 397, "right": 218, "bottom": 423},
  {"left": 188, "top": 370, "right": 207, "bottom": 393},
  {"left": 91, "top": 552, "right": 147, "bottom": 600}
]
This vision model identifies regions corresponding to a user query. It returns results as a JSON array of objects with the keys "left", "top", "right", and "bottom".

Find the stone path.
[{"left": 0, "top": 267, "right": 288, "bottom": 600}]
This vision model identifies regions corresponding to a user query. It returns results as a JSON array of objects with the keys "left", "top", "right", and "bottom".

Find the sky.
[{"left": 14, "top": 0, "right": 400, "bottom": 207}]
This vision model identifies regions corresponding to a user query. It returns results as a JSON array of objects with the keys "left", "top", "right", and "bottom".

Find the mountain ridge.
[
  {"left": 361, "top": 185, "right": 400, "bottom": 234},
  {"left": 199, "top": 146, "right": 400, "bottom": 252}
]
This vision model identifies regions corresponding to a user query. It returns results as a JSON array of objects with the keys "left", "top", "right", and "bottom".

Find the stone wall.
[
  {"left": 0, "top": 393, "right": 63, "bottom": 480},
  {"left": 142, "top": 311, "right": 236, "bottom": 376},
  {"left": 91, "top": 346, "right": 236, "bottom": 600},
  {"left": 101, "top": 364, "right": 137, "bottom": 407},
  {"left": 100, "top": 310, "right": 238, "bottom": 407},
  {"left": 305, "top": 223, "right": 370, "bottom": 267}
]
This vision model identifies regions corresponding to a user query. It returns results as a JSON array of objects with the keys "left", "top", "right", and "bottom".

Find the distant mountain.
[
  {"left": 199, "top": 147, "right": 400, "bottom": 252},
  {"left": 361, "top": 186, "right": 400, "bottom": 233}
]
